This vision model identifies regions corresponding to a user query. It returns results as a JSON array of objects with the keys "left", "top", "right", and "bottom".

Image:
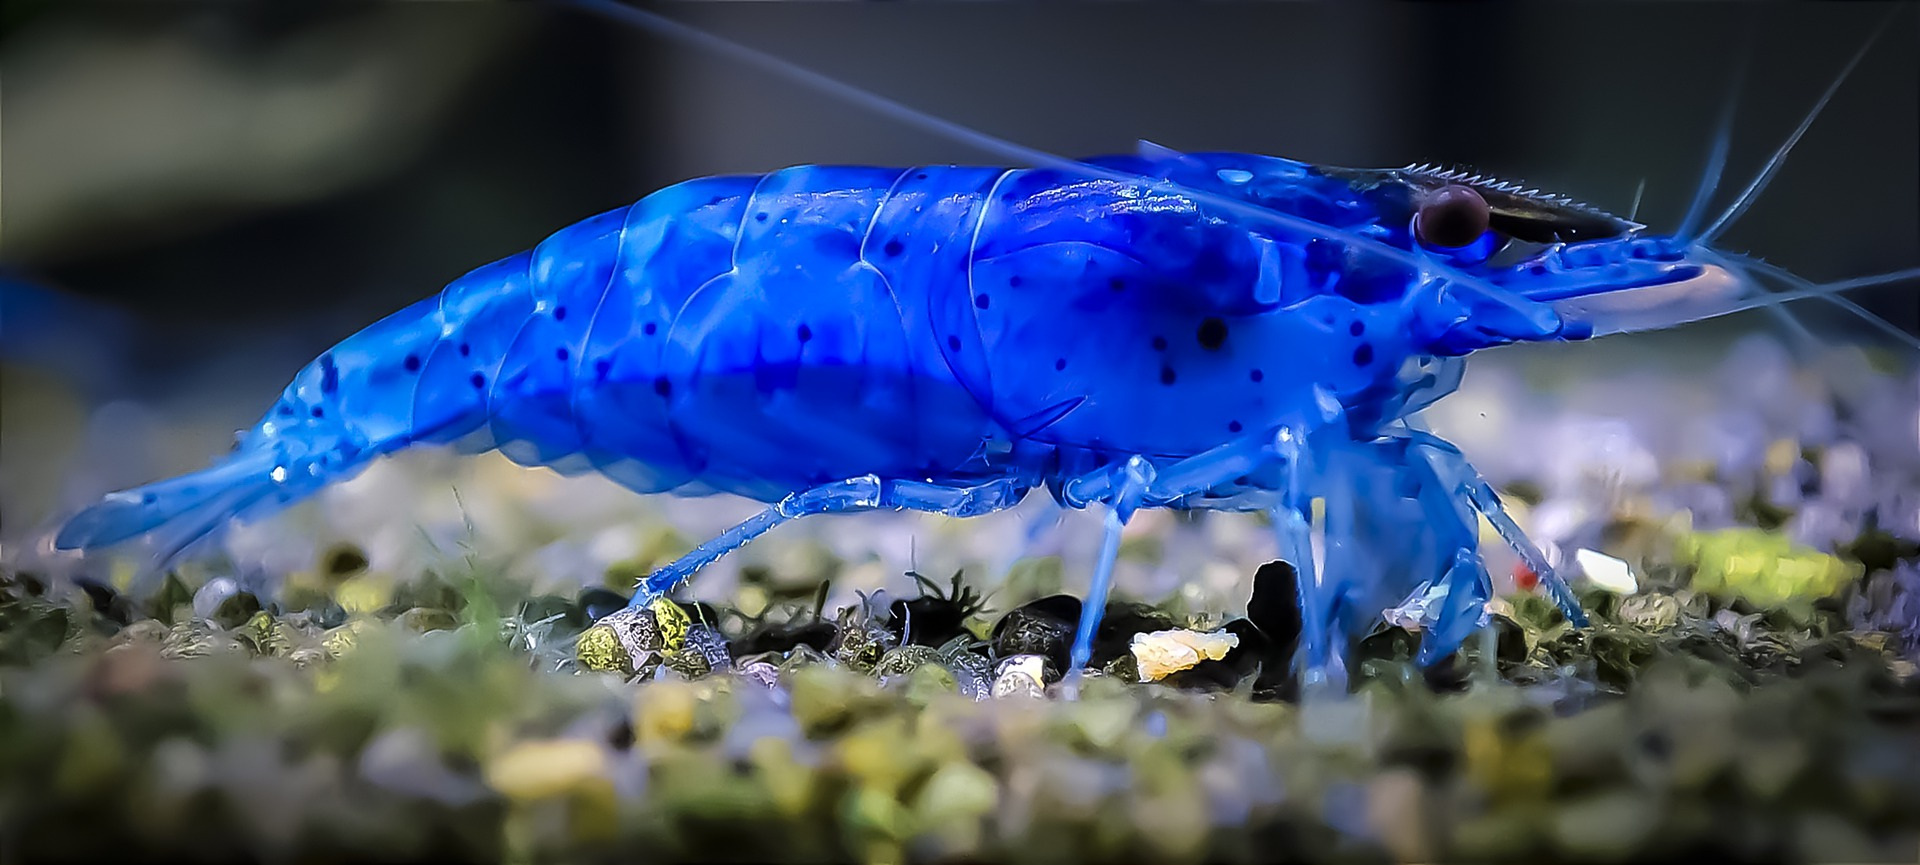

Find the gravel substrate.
[{"left": 4, "top": 334, "right": 1920, "bottom": 863}]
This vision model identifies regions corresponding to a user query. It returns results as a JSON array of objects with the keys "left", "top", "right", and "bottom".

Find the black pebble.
[
  {"left": 1246, "top": 560, "right": 1304, "bottom": 699},
  {"left": 1246, "top": 560, "right": 1303, "bottom": 652},
  {"left": 674, "top": 600, "right": 725, "bottom": 630},
  {"left": 76, "top": 578, "right": 136, "bottom": 627},
  {"left": 1092, "top": 601, "right": 1175, "bottom": 668},
  {"left": 1421, "top": 652, "right": 1472, "bottom": 693},
  {"left": 323, "top": 546, "right": 369, "bottom": 576},
  {"left": 1491, "top": 613, "right": 1529, "bottom": 665},
  {"left": 1356, "top": 625, "right": 1420, "bottom": 665},
  {"left": 578, "top": 587, "right": 632, "bottom": 621},
  {"left": 730, "top": 619, "right": 837, "bottom": 658},
  {"left": 990, "top": 594, "right": 1081, "bottom": 674}
]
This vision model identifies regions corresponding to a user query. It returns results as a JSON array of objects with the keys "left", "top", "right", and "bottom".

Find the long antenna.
[
  {"left": 1673, "top": 25, "right": 1754, "bottom": 241},
  {"left": 1695, "top": 6, "right": 1902, "bottom": 245},
  {"left": 562, "top": 0, "right": 1559, "bottom": 329}
]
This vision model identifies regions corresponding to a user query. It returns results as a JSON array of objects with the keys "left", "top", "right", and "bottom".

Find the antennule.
[
  {"left": 561, "top": 0, "right": 1559, "bottom": 332},
  {"left": 1695, "top": 7, "right": 1902, "bottom": 244}
]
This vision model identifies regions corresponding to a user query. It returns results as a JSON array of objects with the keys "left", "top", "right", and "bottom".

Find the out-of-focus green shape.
[{"left": 1678, "top": 528, "right": 1863, "bottom": 608}]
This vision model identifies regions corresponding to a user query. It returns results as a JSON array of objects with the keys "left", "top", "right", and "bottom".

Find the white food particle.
[
  {"left": 1130, "top": 628, "right": 1240, "bottom": 681},
  {"left": 1382, "top": 580, "right": 1448, "bottom": 632}
]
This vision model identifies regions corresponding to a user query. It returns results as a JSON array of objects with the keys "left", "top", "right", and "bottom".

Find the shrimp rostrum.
[{"left": 53, "top": 6, "right": 1917, "bottom": 686}]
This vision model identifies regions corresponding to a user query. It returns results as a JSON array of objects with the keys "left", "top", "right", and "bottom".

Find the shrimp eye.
[{"left": 1416, "top": 185, "right": 1491, "bottom": 249}]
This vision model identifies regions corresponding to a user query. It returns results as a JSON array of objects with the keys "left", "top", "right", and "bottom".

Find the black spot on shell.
[
  {"left": 403, "top": 354, "right": 421, "bottom": 372},
  {"left": 1197, "top": 317, "right": 1228, "bottom": 350},
  {"left": 884, "top": 239, "right": 904, "bottom": 257},
  {"left": 796, "top": 323, "right": 812, "bottom": 342},
  {"left": 1009, "top": 276, "right": 1024, "bottom": 288},
  {"left": 1349, "top": 320, "right": 1366, "bottom": 336},
  {"left": 947, "top": 335, "right": 961, "bottom": 352},
  {"left": 1159, "top": 365, "right": 1177, "bottom": 385},
  {"left": 1229, "top": 420, "right": 1243, "bottom": 433},
  {"left": 975, "top": 294, "right": 990, "bottom": 310},
  {"left": 1353, "top": 343, "right": 1374, "bottom": 367},
  {"left": 644, "top": 322, "right": 658, "bottom": 336},
  {"left": 458, "top": 343, "right": 471, "bottom": 357},
  {"left": 554, "top": 306, "right": 567, "bottom": 321},
  {"left": 469, "top": 373, "right": 485, "bottom": 389},
  {"left": 311, "top": 406, "right": 325, "bottom": 418},
  {"left": 1151, "top": 335, "right": 1168, "bottom": 351},
  {"left": 1108, "top": 277, "right": 1126, "bottom": 292},
  {"left": 915, "top": 173, "right": 928, "bottom": 181},
  {"left": 653, "top": 376, "right": 672, "bottom": 397},
  {"left": 1250, "top": 368, "right": 1264, "bottom": 382},
  {"left": 594, "top": 359, "right": 612, "bottom": 378},
  {"left": 142, "top": 493, "right": 157, "bottom": 504},
  {"left": 279, "top": 405, "right": 294, "bottom": 417},
  {"left": 1054, "top": 358, "right": 1066, "bottom": 371},
  {"left": 555, "top": 347, "right": 569, "bottom": 361},
  {"left": 754, "top": 212, "right": 768, "bottom": 222}
]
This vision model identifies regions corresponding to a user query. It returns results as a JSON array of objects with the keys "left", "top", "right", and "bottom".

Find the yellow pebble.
[
  {"left": 634, "top": 679, "right": 701, "bottom": 745},
  {"left": 650, "top": 597, "right": 690, "bottom": 653},
  {"left": 321, "top": 620, "right": 368, "bottom": 658},
  {"left": 1463, "top": 716, "right": 1552, "bottom": 803},
  {"left": 1763, "top": 438, "right": 1799, "bottom": 477},
  {"left": 914, "top": 762, "right": 998, "bottom": 822},
  {"left": 839, "top": 718, "right": 919, "bottom": 797},
  {"left": 575, "top": 624, "right": 631, "bottom": 674},
  {"left": 486, "top": 739, "right": 606, "bottom": 801},
  {"left": 1681, "top": 527, "right": 1861, "bottom": 607},
  {"left": 335, "top": 573, "right": 392, "bottom": 616}
]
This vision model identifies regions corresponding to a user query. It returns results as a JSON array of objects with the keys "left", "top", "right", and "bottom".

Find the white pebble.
[{"left": 1574, "top": 548, "right": 1637, "bottom": 595}]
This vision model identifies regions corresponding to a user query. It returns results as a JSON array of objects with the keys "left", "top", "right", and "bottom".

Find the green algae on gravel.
[{"left": 2, "top": 546, "right": 1919, "bottom": 865}]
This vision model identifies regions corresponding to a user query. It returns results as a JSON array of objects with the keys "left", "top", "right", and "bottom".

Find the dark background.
[{"left": 3, "top": 1, "right": 1917, "bottom": 400}]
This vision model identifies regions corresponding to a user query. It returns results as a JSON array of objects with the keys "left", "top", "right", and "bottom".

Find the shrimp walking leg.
[
  {"left": 630, "top": 475, "right": 1031, "bottom": 605},
  {"left": 1404, "top": 430, "right": 1589, "bottom": 627},
  {"left": 1417, "top": 548, "right": 1496, "bottom": 667},
  {"left": 1267, "top": 431, "right": 1346, "bottom": 690},
  {"left": 1059, "top": 426, "right": 1324, "bottom": 676},
  {"left": 1061, "top": 456, "right": 1156, "bottom": 676}
]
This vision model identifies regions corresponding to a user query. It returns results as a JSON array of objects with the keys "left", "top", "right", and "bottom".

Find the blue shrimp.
[{"left": 53, "top": 2, "right": 1918, "bottom": 687}]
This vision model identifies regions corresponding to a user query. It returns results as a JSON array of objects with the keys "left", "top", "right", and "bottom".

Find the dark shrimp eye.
[{"left": 1416, "top": 184, "right": 1491, "bottom": 249}]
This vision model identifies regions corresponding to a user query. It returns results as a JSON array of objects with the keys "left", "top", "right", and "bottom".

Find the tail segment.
[
  {"left": 52, "top": 250, "right": 540, "bottom": 565},
  {"left": 53, "top": 441, "right": 359, "bottom": 562}
]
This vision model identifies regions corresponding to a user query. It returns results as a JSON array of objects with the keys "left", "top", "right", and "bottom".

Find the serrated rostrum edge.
[{"left": 1400, "top": 163, "right": 1606, "bottom": 215}]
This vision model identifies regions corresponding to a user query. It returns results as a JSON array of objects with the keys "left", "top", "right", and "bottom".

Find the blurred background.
[{"left": 2, "top": 2, "right": 1916, "bottom": 605}]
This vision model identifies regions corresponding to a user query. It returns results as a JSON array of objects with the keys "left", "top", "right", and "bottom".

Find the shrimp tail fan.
[{"left": 54, "top": 443, "right": 331, "bottom": 560}]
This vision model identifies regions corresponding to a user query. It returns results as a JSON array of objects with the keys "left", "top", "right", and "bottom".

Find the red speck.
[{"left": 1513, "top": 562, "right": 1540, "bottom": 592}]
